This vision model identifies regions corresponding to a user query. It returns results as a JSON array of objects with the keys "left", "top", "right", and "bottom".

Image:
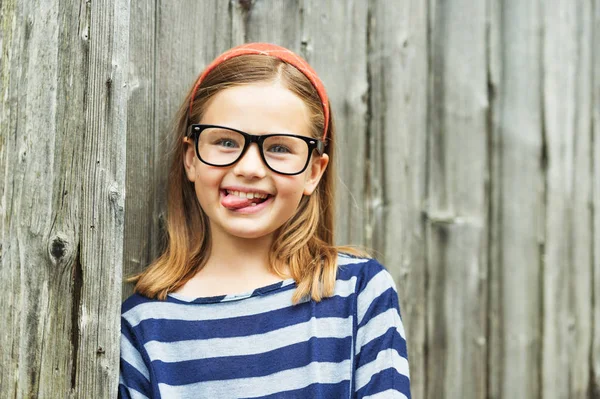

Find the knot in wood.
[
  {"left": 48, "top": 233, "right": 71, "bottom": 264},
  {"left": 109, "top": 185, "right": 124, "bottom": 210},
  {"left": 238, "top": 0, "right": 253, "bottom": 12}
]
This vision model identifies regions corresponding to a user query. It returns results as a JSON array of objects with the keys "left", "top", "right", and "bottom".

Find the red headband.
[{"left": 188, "top": 43, "right": 330, "bottom": 140}]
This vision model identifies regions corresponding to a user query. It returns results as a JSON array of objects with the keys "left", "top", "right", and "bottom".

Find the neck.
[{"left": 203, "top": 227, "right": 285, "bottom": 279}]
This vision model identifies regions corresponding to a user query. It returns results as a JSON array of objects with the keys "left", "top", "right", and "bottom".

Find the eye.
[
  {"left": 266, "top": 144, "right": 292, "bottom": 154},
  {"left": 214, "top": 138, "right": 239, "bottom": 148}
]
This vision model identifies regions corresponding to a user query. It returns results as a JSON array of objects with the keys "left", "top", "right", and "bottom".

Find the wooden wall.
[{"left": 1, "top": 0, "right": 598, "bottom": 398}]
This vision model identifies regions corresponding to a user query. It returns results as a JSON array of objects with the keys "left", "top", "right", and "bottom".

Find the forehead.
[{"left": 200, "top": 83, "right": 312, "bottom": 136}]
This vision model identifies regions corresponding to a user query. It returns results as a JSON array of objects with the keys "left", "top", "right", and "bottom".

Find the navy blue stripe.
[
  {"left": 355, "top": 326, "right": 407, "bottom": 367},
  {"left": 338, "top": 258, "right": 383, "bottom": 282},
  {"left": 239, "top": 380, "right": 351, "bottom": 399},
  {"left": 153, "top": 336, "right": 352, "bottom": 385},
  {"left": 121, "top": 318, "right": 155, "bottom": 394},
  {"left": 358, "top": 286, "right": 399, "bottom": 329},
  {"left": 121, "top": 318, "right": 139, "bottom": 343},
  {"left": 121, "top": 293, "right": 156, "bottom": 313},
  {"left": 120, "top": 360, "right": 151, "bottom": 395},
  {"left": 355, "top": 367, "right": 411, "bottom": 398},
  {"left": 135, "top": 294, "right": 354, "bottom": 342},
  {"left": 118, "top": 384, "right": 137, "bottom": 399}
]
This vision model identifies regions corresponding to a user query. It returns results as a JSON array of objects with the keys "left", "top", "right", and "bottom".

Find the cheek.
[
  {"left": 194, "top": 166, "right": 226, "bottom": 200},
  {"left": 275, "top": 176, "right": 307, "bottom": 201}
]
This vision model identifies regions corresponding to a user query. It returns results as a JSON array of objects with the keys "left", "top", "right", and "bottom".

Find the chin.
[{"left": 225, "top": 226, "right": 277, "bottom": 240}]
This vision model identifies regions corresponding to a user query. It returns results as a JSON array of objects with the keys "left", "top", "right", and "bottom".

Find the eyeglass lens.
[{"left": 197, "top": 127, "right": 310, "bottom": 174}]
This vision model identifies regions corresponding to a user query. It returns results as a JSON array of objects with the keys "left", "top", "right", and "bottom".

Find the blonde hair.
[{"left": 130, "top": 55, "right": 366, "bottom": 304}]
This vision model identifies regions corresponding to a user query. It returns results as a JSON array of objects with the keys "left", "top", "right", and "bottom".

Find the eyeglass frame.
[{"left": 186, "top": 124, "right": 326, "bottom": 176}]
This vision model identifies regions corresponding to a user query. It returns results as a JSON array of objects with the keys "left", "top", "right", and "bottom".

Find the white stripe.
[
  {"left": 337, "top": 255, "right": 370, "bottom": 265},
  {"left": 357, "top": 270, "right": 397, "bottom": 325},
  {"left": 121, "top": 334, "right": 150, "bottom": 380},
  {"left": 158, "top": 359, "right": 352, "bottom": 398},
  {"left": 355, "top": 349, "right": 410, "bottom": 391},
  {"left": 363, "top": 389, "right": 409, "bottom": 399},
  {"left": 119, "top": 376, "right": 150, "bottom": 399},
  {"left": 356, "top": 308, "right": 405, "bottom": 356},
  {"left": 145, "top": 316, "right": 352, "bottom": 362},
  {"left": 124, "top": 276, "right": 356, "bottom": 327}
]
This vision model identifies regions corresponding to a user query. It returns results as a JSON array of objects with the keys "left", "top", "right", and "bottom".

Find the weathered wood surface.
[
  {"left": 542, "top": 1, "right": 594, "bottom": 398},
  {"left": 426, "top": 0, "right": 488, "bottom": 397},
  {"left": 301, "top": 0, "right": 369, "bottom": 246},
  {"left": 488, "top": 1, "right": 544, "bottom": 397},
  {"left": 123, "top": 1, "right": 159, "bottom": 299},
  {"left": 367, "top": 1, "right": 428, "bottom": 398},
  {"left": 1, "top": 0, "right": 128, "bottom": 397},
  {"left": 593, "top": 2, "right": 600, "bottom": 396}
]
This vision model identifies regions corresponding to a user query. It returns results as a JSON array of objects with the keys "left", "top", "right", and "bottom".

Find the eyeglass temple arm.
[{"left": 316, "top": 140, "right": 325, "bottom": 155}]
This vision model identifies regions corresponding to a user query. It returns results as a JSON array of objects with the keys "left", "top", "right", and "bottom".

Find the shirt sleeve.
[
  {"left": 118, "top": 317, "right": 152, "bottom": 399},
  {"left": 353, "top": 262, "right": 411, "bottom": 399}
]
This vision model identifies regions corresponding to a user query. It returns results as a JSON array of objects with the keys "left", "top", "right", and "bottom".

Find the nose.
[{"left": 232, "top": 143, "right": 268, "bottom": 178}]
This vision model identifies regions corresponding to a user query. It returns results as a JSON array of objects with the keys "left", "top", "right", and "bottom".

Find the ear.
[
  {"left": 183, "top": 136, "right": 197, "bottom": 182},
  {"left": 303, "top": 153, "right": 329, "bottom": 196}
]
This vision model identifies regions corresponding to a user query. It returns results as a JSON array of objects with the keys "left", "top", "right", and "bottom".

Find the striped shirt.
[{"left": 119, "top": 254, "right": 411, "bottom": 398}]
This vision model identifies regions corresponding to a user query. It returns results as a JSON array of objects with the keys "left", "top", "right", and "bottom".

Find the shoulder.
[
  {"left": 121, "top": 293, "right": 166, "bottom": 328},
  {"left": 336, "top": 252, "right": 396, "bottom": 295}
]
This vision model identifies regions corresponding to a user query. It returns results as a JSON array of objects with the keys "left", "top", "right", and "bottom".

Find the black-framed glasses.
[{"left": 187, "top": 124, "right": 325, "bottom": 175}]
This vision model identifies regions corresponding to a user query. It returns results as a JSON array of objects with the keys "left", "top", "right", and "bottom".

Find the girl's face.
[{"left": 183, "top": 82, "right": 329, "bottom": 242}]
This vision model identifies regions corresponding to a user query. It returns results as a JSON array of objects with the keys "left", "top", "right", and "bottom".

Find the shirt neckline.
[{"left": 166, "top": 277, "right": 297, "bottom": 304}]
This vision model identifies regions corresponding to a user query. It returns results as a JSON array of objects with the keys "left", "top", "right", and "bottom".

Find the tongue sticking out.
[{"left": 221, "top": 193, "right": 267, "bottom": 210}]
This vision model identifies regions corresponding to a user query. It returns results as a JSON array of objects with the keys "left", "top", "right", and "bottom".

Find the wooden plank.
[
  {"left": 569, "top": 1, "right": 595, "bottom": 396},
  {"left": 487, "top": 1, "right": 543, "bottom": 398},
  {"left": 122, "top": 0, "right": 157, "bottom": 299},
  {"left": 367, "top": 0, "right": 428, "bottom": 397},
  {"left": 72, "top": 0, "right": 130, "bottom": 395},
  {"left": 0, "top": 0, "right": 128, "bottom": 396},
  {"left": 426, "top": 0, "right": 488, "bottom": 397},
  {"left": 302, "top": 0, "right": 369, "bottom": 246},
  {"left": 542, "top": 1, "right": 594, "bottom": 397},
  {"left": 0, "top": 0, "right": 66, "bottom": 395},
  {"left": 593, "top": 1, "right": 600, "bottom": 396}
]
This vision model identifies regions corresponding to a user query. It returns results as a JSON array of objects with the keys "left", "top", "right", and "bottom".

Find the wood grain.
[
  {"left": 367, "top": 1, "right": 428, "bottom": 398},
  {"left": 0, "top": 0, "right": 128, "bottom": 396},
  {"left": 122, "top": 0, "right": 158, "bottom": 299},
  {"left": 427, "top": 0, "right": 488, "bottom": 397},
  {"left": 592, "top": 2, "right": 600, "bottom": 396},
  {"left": 302, "top": 0, "right": 369, "bottom": 246},
  {"left": 488, "top": 1, "right": 544, "bottom": 397},
  {"left": 542, "top": 1, "right": 594, "bottom": 397}
]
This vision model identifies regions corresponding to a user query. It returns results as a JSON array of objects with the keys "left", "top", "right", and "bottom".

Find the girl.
[{"left": 119, "top": 43, "right": 411, "bottom": 399}]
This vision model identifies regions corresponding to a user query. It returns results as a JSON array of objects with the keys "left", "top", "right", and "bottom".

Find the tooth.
[
  {"left": 247, "top": 192, "right": 254, "bottom": 199},
  {"left": 251, "top": 203, "right": 257, "bottom": 206}
]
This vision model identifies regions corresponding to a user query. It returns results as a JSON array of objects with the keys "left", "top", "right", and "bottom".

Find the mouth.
[{"left": 220, "top": 189, "right": 274, "bottom": 211}]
